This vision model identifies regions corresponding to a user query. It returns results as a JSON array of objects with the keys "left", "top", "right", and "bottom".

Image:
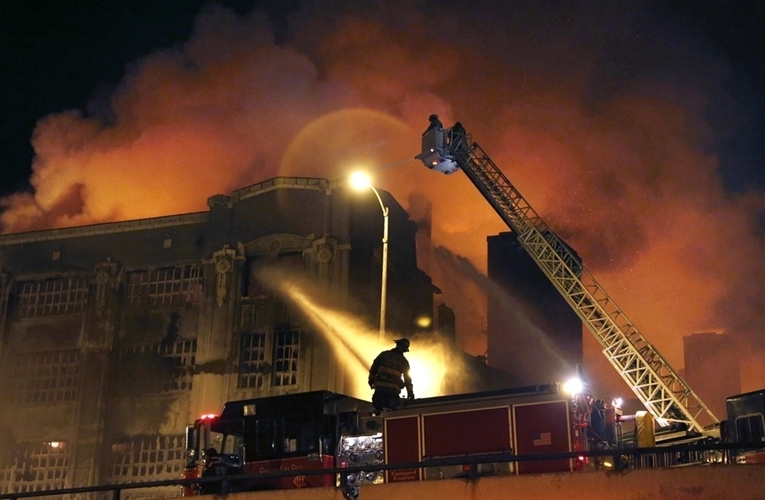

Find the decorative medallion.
[
  {"left": 316, "top": 244, "right": 333, "bottom": 263},
  {"left": 215, "top": 257, "right": 232, "bottom": 274},
  {"left": 95, "top": 269, "right": 111, "bottom": 285}
]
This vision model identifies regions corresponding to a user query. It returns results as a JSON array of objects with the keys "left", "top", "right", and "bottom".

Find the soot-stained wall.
[{"left": 0, "top": 177, "right": 435, "bottom": 493}]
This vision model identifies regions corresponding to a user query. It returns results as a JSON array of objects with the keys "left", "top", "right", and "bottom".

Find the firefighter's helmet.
[{"left": 394, "top": 338, "right": 410, "bottom": 352}]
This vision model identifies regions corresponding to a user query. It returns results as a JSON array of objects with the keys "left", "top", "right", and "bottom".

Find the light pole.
[{"left": 349, "top": 171, "right": 389, "bottom": 340}]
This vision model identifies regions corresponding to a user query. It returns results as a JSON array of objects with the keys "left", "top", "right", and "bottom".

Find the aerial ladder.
[{"left": 415, "top": 119, "right": 718, "bottom": 434}]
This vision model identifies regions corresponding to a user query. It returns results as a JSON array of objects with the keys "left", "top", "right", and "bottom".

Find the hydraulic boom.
[{"left": 416, "top": 120, "right": 718, "bottom": 433}]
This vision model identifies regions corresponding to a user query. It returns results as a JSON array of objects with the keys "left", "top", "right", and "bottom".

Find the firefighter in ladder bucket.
[{"left": 368, "top": 338, "right": 414, "bottom": 414}]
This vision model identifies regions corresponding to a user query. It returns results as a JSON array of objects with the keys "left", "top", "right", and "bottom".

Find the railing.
[{"left": 0, "top": 442, "right": 762, "bottom": 500}]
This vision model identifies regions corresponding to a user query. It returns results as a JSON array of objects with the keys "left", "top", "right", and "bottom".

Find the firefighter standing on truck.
[{"left": 368, "top": 338, "right": 414, "bottom": 414}]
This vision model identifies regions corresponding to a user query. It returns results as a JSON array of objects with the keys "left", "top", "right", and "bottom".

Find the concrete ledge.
[{"left": 167, "top": 464, "right": 765, "bottom": 500}]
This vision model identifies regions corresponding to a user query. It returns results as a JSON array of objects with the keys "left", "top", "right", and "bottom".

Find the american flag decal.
[{"left": 532, "top": 432, "right": 552, "bottom": 446}]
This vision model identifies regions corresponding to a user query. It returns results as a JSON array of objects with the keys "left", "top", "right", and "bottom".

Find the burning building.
[{"left": 0, "top": 176, "right": 437, "bottom": 493}]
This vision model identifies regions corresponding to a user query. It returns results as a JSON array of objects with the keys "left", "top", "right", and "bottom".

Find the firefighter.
[
  {"left": 451, "top": 121, "right": 468, "bottom": 153},
  {"left": 424, "top": 114, "right": 443, "bottom": 135},
  {"left": 588, "top": 399, "right": 610, "bottom": 469},
  {"left": 368, "top": 338, "right": 414, "bottom": 414},
  {"left": 589, "top": 399, "right": 608, "bottom": 446}
]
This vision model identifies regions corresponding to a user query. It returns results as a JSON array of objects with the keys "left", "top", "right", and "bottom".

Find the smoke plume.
[{"left": 2, "top": 0, "right": 764, "bottom": 395}]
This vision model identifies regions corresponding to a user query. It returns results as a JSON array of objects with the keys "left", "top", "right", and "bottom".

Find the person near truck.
[
  {"left": 368, "top": 338, "right": 414, "bottom": 414},
  {"left": 199, "top": 448, "right": 235, "bottom": 494}
]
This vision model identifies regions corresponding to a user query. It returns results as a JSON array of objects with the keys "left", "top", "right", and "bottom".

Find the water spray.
[{"left": 257, "top": 266, "right": 470, "bottom": 400}]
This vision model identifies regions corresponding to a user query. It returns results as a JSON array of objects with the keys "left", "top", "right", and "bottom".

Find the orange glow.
[
  {"left": 256, "top": 267, "right": 471, "bottom": 400},
  {"left": 415, "top": 315, "right": 432, "bottom": 328},
  {"left": 0, "top": 3, "right": 763, "bottom": 401}
]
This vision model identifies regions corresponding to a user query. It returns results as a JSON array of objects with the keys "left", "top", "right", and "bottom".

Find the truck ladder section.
[{"left": 452, "top": 139, "right": 717, "bottom": 433}]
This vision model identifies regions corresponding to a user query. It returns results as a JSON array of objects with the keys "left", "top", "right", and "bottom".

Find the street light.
[{"left": 349, "top": 171, "right": 389, "bottom": 340}]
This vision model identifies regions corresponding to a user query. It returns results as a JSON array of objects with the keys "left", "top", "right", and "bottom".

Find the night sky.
[
  {"left": 1, "top": 0, "right": 278, "bottom": 195},
  {"left": 3, "top": 1, "right": 764, "bottom": 194},
  {"left": 2, "top": 0, "right": 765, "bottom": 396}
]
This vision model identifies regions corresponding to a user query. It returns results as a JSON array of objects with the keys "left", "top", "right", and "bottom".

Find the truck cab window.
[
  {"left": 256, "top": 418, "right": 276, "bottom": 458},
  {"left": 205, "top": 431, "right": 225, "bottom": 454},
  {"left": 280, "top": 416, "right": 316, "bottom": 454},
  {"left": 736, "top": 414, "right": 765, "bottom": 448}
]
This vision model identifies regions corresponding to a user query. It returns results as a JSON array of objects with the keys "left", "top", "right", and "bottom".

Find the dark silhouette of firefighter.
[
  {"left": 588, "top": 399, "right": 608, "bottom": 447},
  {"left": 424, "top": 114, "right": 443, "bottom": 135},
  {"left": 199, "top": 448, "right": 235, "bottom": 495},
  {"left": 368, "top": 338, "right": 414, "bottom": 414},
  {"left": 451, "top": 121, "right": 468, "bottom": 154},
  {"left": 587, "top": 398, "right": 610, "bottom": 469}
]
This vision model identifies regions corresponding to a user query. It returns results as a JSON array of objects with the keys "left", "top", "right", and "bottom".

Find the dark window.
[
  {"left": 126, "top": 265, "right": 203, "bottom": 308},
  {"left": 736, "top": 414, "right": 765, "bottom": 448},
  {"left": 106, "top": 435, "right": 186, "bottom": 481},
  {"left": 117, "top": 340, "right": 196, "bottom": 394},
  {"left": 279, "top": 252, "right": 305, "bottom": 270},
  {"left": 238, "top": 332, "right": 267, "bottom": 389},
  {"left": 0, "top": 441, "right": 69, "bottom": 493},
  {"left": 246, "top": 252, "right": 304, "bottom": 297},
  {"left": 246, "top": 258, "right": 271, "bottom": 297},
  {"left": 242, "top": 275, "right": 293, "bottom": 329},
  {"left": 241, "top": 298, "right": 277, "bottom": 328},
  {"left": 15, "top": 276, "right": 88, "bottom": 318},
  {"left": 2, "top": 351, "right": 79, "bottom": 403},
  {"left": 273, "top": 329, "right": 300, "bottom": 386},
  {"left": 241, "top": 303, "right": 254, "bottom": 328}
]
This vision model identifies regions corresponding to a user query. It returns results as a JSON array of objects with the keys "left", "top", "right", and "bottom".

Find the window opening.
[
  {"left": 246, "top": 252, "right": 304, "bottom": 298},
  {"left": 2, "top": 351, "right": 79, "bottom": 404},
  {"left": 205, "top": 420, "right": 244, "bottom": 457},
  {"left": 16, "top": 276, "right": 88, "bottom": 318},
  {"left": 126, "top": 265, "right": 203, "bottom": 309},
  {"left": 117, "top": 339, "right": 196, "bottom": 394},
  {"left": 107, "top": 435, "right": 186, "bottom": 481},
  {"left": 0, "top": 441, "right": 69, "bottom": 494},
  {"left": 736, "top": 414, "right": 765, "bottom": 450},
  {"left": 241, "top": 297, "right": 283, "bottom": 330},
  {"left": 238, "top": 332, "right": 267, "bottom": 389},
  {"left": 273, "top": 329, "right": 300, "bottom": 386}
]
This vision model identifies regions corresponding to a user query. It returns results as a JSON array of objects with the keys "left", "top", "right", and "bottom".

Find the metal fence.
[{"left": 0, "top": 441, "right": 761, "bottom": 500}]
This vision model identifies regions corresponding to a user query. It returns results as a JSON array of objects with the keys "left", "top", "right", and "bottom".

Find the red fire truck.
[
  {"left": 182, "top": 383, "right": 594, "bottom": 495},
  {"left": 346, "top": 383, "right": 592, "bottom": 484},
  {"left": 182, "top": 391, "right": 374, "bottom": 493}
]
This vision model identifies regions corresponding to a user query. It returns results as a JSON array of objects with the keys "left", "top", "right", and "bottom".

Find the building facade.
[
  {"left": 0, "top": 177, "right": 436, "bottom": 494},
  {"left": 486, "top": 231, "right": 582, "bottom": 387}
]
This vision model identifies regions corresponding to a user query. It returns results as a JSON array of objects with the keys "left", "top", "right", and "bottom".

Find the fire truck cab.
[{"left": 183, "top": 391, "right": 374, "bottom": 494}]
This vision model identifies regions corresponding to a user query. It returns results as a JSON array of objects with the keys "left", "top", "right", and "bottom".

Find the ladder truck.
[{"left": 415, "top": 118, "right": 718, "bottom": 436}]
